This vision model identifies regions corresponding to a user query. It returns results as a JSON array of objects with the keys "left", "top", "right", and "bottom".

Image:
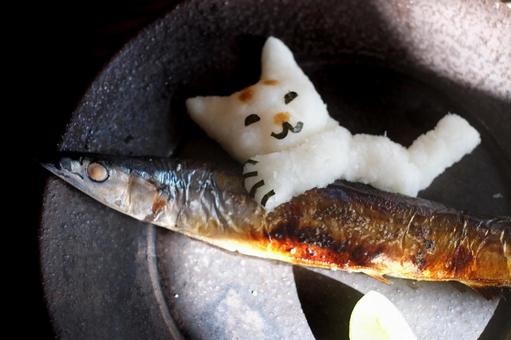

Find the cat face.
[{"left": 186, "top": 37, "right": 333, "bottom": 162}]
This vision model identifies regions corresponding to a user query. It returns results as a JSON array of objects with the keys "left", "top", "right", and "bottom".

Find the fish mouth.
[
  {"left": 271, "top": 121, "right": 304, "bottom": 139},
  {"left": 41, "top": 161, "right": 85, "bottom": 184},
  {"left": 41, "top": 162, "right": 61, "bottom": 176},
  {"left": 41, "top": 152, "right": 88, "bottom": 185}
]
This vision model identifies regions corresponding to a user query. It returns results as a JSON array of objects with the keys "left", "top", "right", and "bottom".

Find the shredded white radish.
[{"left": 187, "top": 37, "right": 481, "bottom": 211}]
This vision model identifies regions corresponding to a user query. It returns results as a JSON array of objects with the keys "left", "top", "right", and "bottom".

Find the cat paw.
[
  {"left": 242, "top": 158, "right": 276, "bottom": 209},
  {"left": 242, "top": 156, "right": 285, "bottom": 210}
]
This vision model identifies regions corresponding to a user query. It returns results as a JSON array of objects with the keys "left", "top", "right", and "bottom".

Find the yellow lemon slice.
[{"left": 349, "top": 290, "right": 416, "bottom": 340}]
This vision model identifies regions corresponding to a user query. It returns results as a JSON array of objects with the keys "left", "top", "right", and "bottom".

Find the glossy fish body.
[{"left": 44, "top": 153, "right": 511, "bottom": 287}]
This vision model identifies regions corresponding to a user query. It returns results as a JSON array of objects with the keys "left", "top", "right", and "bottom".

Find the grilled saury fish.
[{"left": 43, "top": 153, "right": 510, "bottom": 288}]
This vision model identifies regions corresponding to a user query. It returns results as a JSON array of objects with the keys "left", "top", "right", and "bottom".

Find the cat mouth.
[{"left": 271, "top": 121, "right": 304, "bottom": 139}]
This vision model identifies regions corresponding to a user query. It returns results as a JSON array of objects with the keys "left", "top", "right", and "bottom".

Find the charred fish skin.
[
  {"left": 263, "top": 185, "right": 510, "bottom": 287},
  {"left": 43, "top": 153, "right": 510, "bottom": 287}
]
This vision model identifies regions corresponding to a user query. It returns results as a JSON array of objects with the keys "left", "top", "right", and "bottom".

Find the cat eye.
[
  {"left": 245, "top": 114, "right": 261, "bottom": 126},
  {"left": 284, "top": 91, "right": 298, "bottom": 104}
]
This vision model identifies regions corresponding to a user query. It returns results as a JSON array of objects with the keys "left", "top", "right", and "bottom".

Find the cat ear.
[
  {"left": 261, "top": 37, "right": 307, "bottom": 81},
  {"left": 186, "top": 96, "right": 231, "bottom": 134}
]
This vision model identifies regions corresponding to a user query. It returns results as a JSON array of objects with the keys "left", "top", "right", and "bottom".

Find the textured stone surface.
[
  {"left": 156, "top": 232, "right": 314, "bottom": 339},
  {"left": 41, "top": 0, "right": 510, "bottom": 339},
  {"left": 314, "top": 269, "right": 497, "bottom": 340}
]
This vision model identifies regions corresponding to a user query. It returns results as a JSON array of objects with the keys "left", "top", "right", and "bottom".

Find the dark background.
[{"left": 23, "top": 1, "right": 179, "bottom": 337}]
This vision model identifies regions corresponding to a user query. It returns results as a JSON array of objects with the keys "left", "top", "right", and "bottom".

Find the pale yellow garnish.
[{"left": 349, "top": 291, "right": 416, "bottom": 340}]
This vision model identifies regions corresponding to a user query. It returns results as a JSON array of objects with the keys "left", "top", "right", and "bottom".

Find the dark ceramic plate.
[{"left": 41, "top": 0, "right": 511, "bottom": 339}]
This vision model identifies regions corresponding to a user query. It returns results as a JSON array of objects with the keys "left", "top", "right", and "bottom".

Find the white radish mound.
[
  {"left": 345, "top": 133, "right": 422, "bottom": 196},
  {"left": 408, "top": 113, "right": 481, "bottom": 189},
  {"left": 244, "top": 126, "right": 352, "bottom": 210},
  {"left": 185, "top": 37, "right": 481, "bottom": 211},
  {"left": 244, "top": 113, "right": 480, "bottom": 211}
]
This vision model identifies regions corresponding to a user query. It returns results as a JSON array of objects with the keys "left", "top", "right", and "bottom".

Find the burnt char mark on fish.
[
  {"left": 268, "top": 220, "right": 386, "bottom": 267},
  {"left": 413, "top": 249, "right": 427, "bottom": 270},
  {"left": 450, "top": 245, "right": 474, "bottom": 275},
  {"left": 265, "top": 192, "right": 388, "bottom": 268},
  {"left": 349, "top": 245, "right": 383, "bottom": 267},
  {"left": 424, "top": 239, "right": 435, "bottom": 252}
]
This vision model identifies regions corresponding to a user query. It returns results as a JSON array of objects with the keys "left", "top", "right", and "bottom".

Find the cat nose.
[{"left": 273, "top": 112, "right": 290, "bottom": 124}]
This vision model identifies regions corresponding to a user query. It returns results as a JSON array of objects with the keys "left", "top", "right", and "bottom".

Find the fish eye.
[
  {"left": 245, "top": 114, "right": 261, "bottom": 126},
  {"left": 284, "top": 91, "right": 298, "bottom": 104},
  {"left": 87, "top": 162, "right": 109, "bottom": 183}
]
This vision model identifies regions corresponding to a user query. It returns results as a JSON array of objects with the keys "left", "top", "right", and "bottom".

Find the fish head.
[
  {"left": 42, "top": 153, "right": 140, "bottom": 214},
  {"left": 42, "top": 152, "right": 266, "bottom": 237}
]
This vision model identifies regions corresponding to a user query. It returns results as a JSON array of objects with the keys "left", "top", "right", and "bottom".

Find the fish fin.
[
  {"left": 468, "top": 285, "right": 502, "bottom": 300},
  {"left": 366, "top": 273, "right": 392, "bottom": 285}
]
